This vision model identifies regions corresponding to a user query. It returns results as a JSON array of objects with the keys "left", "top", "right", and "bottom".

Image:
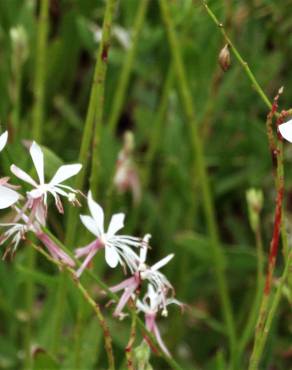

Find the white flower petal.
[
  {"left": 0, "top": 131, "right": 8, "bottom": 152},
  {"left": 50, "top": 164, "right": 82, "bottom": 185},
  {"left": 0, "top": 186, "right": 19, "bottom": 209},
  {"left": 107, "top": 213, "right": 125, "bottom": 237},
  {"left": 279, "top": 119, "right": 292, "bottom": 143},
  {"left": 105, "top": 245, "right": 119, "bottom": 268},
  {"left": 80, "top": 215, "right": 100, "bottom": 237},
  {"left": 87, "top": 191, "right": 104, "bottom": 235},
  {"left": 151, "top": 254, "right": 174, "bottom": 271},
  {"left": 10, "top": 164, "right": 37, "bottom": 187},
  {"left": 30, "top": 141, "right": 44, "bottom": 184}
]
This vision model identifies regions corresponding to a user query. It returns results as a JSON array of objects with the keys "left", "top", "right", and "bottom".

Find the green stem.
[
  {"left": 66, "top": 0, "right": 116, "bottom": 247},
  {"left": 90, "top": 0, "right": 118, "bottom": 198},
  {"left": 108, "top": 0, "right": 149, "bottom": 133},
  {"left": 238, "top": 225, "right": 264, "bottom": 355},
  {"left": 200, "top": 0, "right": 272, "bottom": 110},
  {"left": 32, "top": 0, "right": 49, "bottom": 142},
  {"left": 159, "top": 0, "right": 237, "bottom": 366},
  {"left": 11, "top": 66, "right": 22, "bottom": 137}
]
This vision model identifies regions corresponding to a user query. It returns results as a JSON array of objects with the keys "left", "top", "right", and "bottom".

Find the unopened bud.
[
  {"left": 218, "top": 44, "right": 231, "bottom": 72},
  {"left": 10, "top": 25, "right": 29, "bottom": 68},
  {"left": 246, "top": 188, "right": 264, "bottom": 232},
  {"left": 134, "top": 341, "right": 153, "bottom": 370}
]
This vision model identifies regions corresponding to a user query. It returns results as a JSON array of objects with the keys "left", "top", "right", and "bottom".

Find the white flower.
[
  {"left": 138, "top": 238, "right": 174, "bottom": 293},
  {"left": 10, "top": 141, "right": 82, "bottom": 212},
  {"left": 75, "top": 191, "right": 142, "bottom": 275},
  {"left": 0, "top": 131, "right": 20, "bottom": 209},
  {"left": 0, "top": 131, "right": 8, "bottom": 152},
  {"left": 279, "top": 119, "right": 292, "bottom": 143}
]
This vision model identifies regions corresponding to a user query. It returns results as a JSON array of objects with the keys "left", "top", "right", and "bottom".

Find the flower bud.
[
  {"left": 246, "top": 188, "right": 264, "bottom": 232},
  {"left": 10, "top": 25, "right": 29, "bottom": 69},
  {"left": 134, "top": 341, "right": 153, "bottom": 370},
  {"left": 218, "top": 44, "right": 231, "bottom": 72}
]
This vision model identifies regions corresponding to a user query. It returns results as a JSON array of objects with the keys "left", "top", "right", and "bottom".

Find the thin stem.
[
  {"left": 125, "top": 305, "right": 137, "bottom": 370},
  {"left": 31, "top": 243, "right": 115, "bottom": 370},
  {"left": 108, "top": 0, "right": 149, "bottom": 133},
  {"left": 32, "top": 0, "right": 49, "bottom": 142},
  {"left": 66, "top": 0, "right": 116, "bottom": 247},
  {"left": 238, "top": 224, "right": 264, "bottom": 355},
  {"left": 200, "top": 0, "right": 272, "bottom": 110},
  {"left": 90, "top": 0, "right": 118, "bottom": 197},
  {"left": 159, "top": 0, "right": 237, "bottom": 366},
  {"left": 255, "top": 250, "right": 292, "bottom": 362},
  {"left": 248, "top": 105, "right": 286, "bottom": 370}
]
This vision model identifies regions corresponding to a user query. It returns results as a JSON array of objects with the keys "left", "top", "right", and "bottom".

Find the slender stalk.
[
  {"left": 200, "top": 0, "right": 272, "bottom": 110},
  {"left": 254, "top": 250, "right": 292, "bottom": 363},
  {"left": 238, "top": 223, "right": 264, "bottom": 355},
  {"left": 248, "top": 108, "right": 286, "bottom": 370},
  {"left": 53, "top": 0, "right": 117, "bottom": 357},
  {"left": 66, "top": 0, "right": 116, "bottom": 247},
  {"left": 31, "top": 244, "right": 115, "bottom": 370},
  {"left": 90, "top": 0, "right": 118, "bottom": 198},
  {"left": 125, "top": 305, "right": 137, "bottom": 370},
  {"left": 24, "top": 3, "right": 49, "bottom": 368},
  {"left": 32, "top": 0, "right": 49, "bottom": 142},
  {"left": 108, "top": 0, "right": 149, "bottom": 133},
  {"left": 159, "top": 0, "right": 237, "bottom": 365}
]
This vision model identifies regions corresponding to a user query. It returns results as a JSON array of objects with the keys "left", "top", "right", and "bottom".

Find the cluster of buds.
[{"left": 0, "top": 131, "right": 181, "bottom": 356}]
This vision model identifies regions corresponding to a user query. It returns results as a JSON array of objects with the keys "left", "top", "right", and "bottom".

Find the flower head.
[
  {"left": 10, "top": 141, "right": 81, "bottom": 216},
  {"left": 75, "top": 191, "right": 142, "bottom": 277}
]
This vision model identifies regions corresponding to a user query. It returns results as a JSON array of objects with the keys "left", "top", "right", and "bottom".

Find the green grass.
[{"left": 0, "top": 1, "right": 291, "bottom": 369}]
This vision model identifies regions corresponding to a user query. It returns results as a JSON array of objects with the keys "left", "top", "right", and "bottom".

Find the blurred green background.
[{"left": 0, "top": 0, "right": 291, "bottom": 369}]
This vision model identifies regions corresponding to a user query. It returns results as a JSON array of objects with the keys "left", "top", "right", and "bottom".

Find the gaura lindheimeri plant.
[
  {"left": 109, "top": 234, "right": 175, "bottom": 318},
  {"left": 136, "top": 284, "right": 183, "bottom": 356},
  {"left": 75, "top": 191, "right": 143, "bottom": 277},
  {"left": 0, "top": 131, "right": 20, "bottom": 209},
  {"left": 278, "top": 118, "right": 292, "bottom": 142},
  {"left": 10, "top": 141, "right": 82, "bottom": 224}
]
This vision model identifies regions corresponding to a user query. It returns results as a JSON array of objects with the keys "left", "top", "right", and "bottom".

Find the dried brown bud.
[{"left": 218, "top": 44, "right": 231, "bottom": 72}]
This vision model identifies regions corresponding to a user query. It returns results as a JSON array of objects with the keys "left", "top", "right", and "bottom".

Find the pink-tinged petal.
[
  {"left": 80, "top": 215, "right": 100, "bottom": 237},
  {"left": 107, "top": 213, "right": 125, "bottom": 237},
  {"left": 30, "top": 141, "right": 44, "bottom": 184},
  {"left": 37, "top": 232, "right": 75, "bottom": 267},
  {"left": 50, "top": 164, "right": 82, "bottom": 185},
  {"left": 105, "top": 245, "right": 119, "bottom": 268},
  {"left": 75, "top": 240, "right": 101, "bottom": 258},
  {"left": 279, "top": 119, "right": 292, "bottom": 143},
  {"left": 10, "top": 164, "right": 37, "bottom": 187},
  {"left": 76, "top": 247, "right": 99, "bottom": 278},
  {"left": 0, "top": 186, "right": 19, "bottom": 209},
  {"left": 152, "top": 321, "right": 171, "bottom": 357},
  {"left": 113, "top": 283, "right": 137, "bottom": 317},
  {"left": 109, "top": 276, "right": 137, "bottom": 293},
  {"left": 151, "top": 254, "right": 174, "bottom": 271},
  {"left": 0, "top": 131, "right": 8, "bottom": 152},
  {"left": 87, "top": 191, "right": 104, "bottom": 234}
]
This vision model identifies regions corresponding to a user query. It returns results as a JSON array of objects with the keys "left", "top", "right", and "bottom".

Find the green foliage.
[{"left": 0, "top": 0, "right": 291, "bottom": 369}]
